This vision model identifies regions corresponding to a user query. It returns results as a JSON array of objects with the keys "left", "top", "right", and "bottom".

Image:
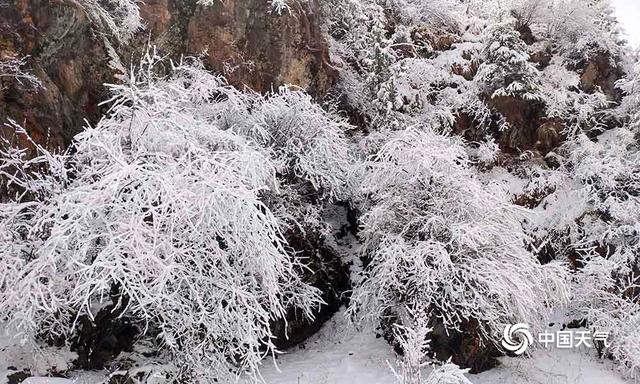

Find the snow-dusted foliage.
[
  {"left": 518, "top": 112, "right": 640, "bottom": 375},
  {"left": 543, "top": 0, "right": 622, "bottom": 62},
  {"left": 422, "top": 363, "right": 473, "bottom": 384},
  {"left": 326, "top": 0, "right": 626, "bottom": 140},
  {"left": 388, "top": 313, "right": 471, "bottom": 384},
  {"left": 617, "top": 61, "right": 640, "bottom": 128},
  {"left": 0, "top": 55, "right": 43, "bottom": 90},
  {"left": 0, "top": 52, "right": 367, "bottom": 381},
  {"left": 348, "top": 128, "right": 569, "bottom": 347},
  {"left": 539, "top": 63, "right": 611, "bottom": 135},
  {"left": 465, "top": 0, "right": 622, "bottom": 62},
  {"left": 246, "top": 87, "right": 356, "bottom": 201},
  {"left": 0, "top": 120, "right": 67, "bottom": 202},
  {"left": 79, "top": 0, "right": 143, "bottom": 42},
  {"left": 325, "top": 0, "right": 400, "bottom": 128},
  {"left": 3, "top": 0, "right": 640, "bottom": 381},
  {"left": 476, "top": 18, "right": 541, "bottom": 100},
  {"left": 323, "top": 1, "right": 635, "bottom": 375},
  {"left": 382, "top": 42, "right": 491, "bottom": 133},
  {"left": 561, "top": 128, "right": 640, "bottom": 375},
  {"left": 325, "top": 0, "right": 486, "bottom": 134},
  {"left": 388, "top": 318, "right": 432, "bottom": 384}
]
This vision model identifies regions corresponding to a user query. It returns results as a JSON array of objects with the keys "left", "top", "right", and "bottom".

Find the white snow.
[
  {"left": 0, "top": 327, "right": 76, "bottom": 384},
  {"left": 473, "top": 349, "right": 629, "bottom": 384},
  {"left": 250, "top": 310, "right": 398, "bottom": 384},
  {"left": 251, "top": 311, "right": 633, "bottom": 384},
  {"left": 21, "top": 379, "right": 73, "bottom": 384},
  {"left": 0, "top": 310, "right": 633, "bottom": 384}
]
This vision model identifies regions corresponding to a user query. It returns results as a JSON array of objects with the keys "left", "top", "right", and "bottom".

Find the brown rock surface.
[
  {"left": 1, "top": 0, "right": 110, "bottom": 148},
  {"left": 0, "top": 0, "right": 336, "bottom": 148},
  {"left": 578, "top": 52, "right": 623, "bottom": 101}
]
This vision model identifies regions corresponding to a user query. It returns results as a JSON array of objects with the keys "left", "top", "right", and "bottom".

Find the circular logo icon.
[{"left": 501, "top": 323, "right": 533, "bottom": 355}]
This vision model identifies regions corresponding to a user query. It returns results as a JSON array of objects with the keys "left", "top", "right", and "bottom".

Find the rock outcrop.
[
  {"left": 0, "top": 0, "right": 336, "bottom": 148},
  {"left": 577, "top": 52, "right": 624, "bottom": 101},
  {"left": 1, "top": 0, "right": 111, "bottom": 148}
]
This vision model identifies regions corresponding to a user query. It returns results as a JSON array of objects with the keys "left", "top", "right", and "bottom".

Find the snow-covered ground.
[
  {"left": 253, "top": 311, "right": 632, "bottom": 384},
  {"left": 0, "top": 312, "right": 632, "bottom": 384},
  {"left": 0, "top": 328, "right": 77, "bottom": 384}
]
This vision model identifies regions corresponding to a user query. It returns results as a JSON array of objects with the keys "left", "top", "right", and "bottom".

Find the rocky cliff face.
[
  {"left": 0, "top": 0, "right": 335, "bottom": 148},
  {"left": 1, "top": 0, "right": 109, "bottom": 148}
]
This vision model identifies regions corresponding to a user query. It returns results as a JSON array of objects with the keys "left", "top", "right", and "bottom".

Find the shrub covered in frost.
[
  {"left": 0, "top": 53, "right": 360, "bottom": 381},
  {"left": 348, "top": 128, "right": 569, "bottom": 359}
]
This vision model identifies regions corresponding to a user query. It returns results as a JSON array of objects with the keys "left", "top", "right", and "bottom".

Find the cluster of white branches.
[
  {"left": 539, "top": 63, "right": 611, "bottom": 136},
  {"left": 465, "top": 0, "right": 622, "bottom": 62},
  {"left": 563, "top": 127, "right": 640, "bottom": 375},
  {"left": 0, "top": 51, "right": 361, "bottom": 381},
  {"left": 321, "top": 0, "right": 639, "bottom": 379},
  {"left": 0, "top": 55, "right": 43, "bottom": 90},
  {"left": 390, "top": 320, "right": 432, "bottom": 384},
  {"left": 387, "top": 309, "right": 472, "bottom": 384},
  {"left": 325, "top": 0, "right": 484, "bottom": 135},
  {"left": 381, "top": 41, "right": 491, "bottom": 134},
  {"left": 323, "top": 2, "right": 630, "bottom": 377},
  {"left": 79, "top": 0, "right": 143, "bottom": 42},
  {"left": 243, "top": 87, "right": 356, "bottom": 201},
  {"left": 520, "top": 112, "right": 640, "bottom": 375},
  {"left": 79, "top": 0, "right": 295, "bottom": 44},
  {"left": 348, "top": 128, "right": 570, "bottom": 350},
  {"left": 543, "top": 0, "right": 622, "bottom": 63},
  {"left": 473, "top": 25, "right": 636, "bottom": 376},
  {"left": 617, "top": 61, "right": 640, "bottom": 128},
  {"left": 325, "top": 0, "right": 402, "bottom": 129},
  {"left": 2, "top": 0, "right": 638, "bottom": 381}
]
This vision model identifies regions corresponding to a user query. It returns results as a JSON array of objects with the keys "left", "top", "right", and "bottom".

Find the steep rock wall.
[{"left": 0, "top": 0, "right": 335, "bottom": 147}]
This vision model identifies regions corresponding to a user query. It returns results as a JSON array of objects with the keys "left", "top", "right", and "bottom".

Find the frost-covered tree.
[
  {"left": 517, "top": 106, "right": 639, "bottom": 374},
  {"left": 617, "top": 60, "right": 640, "bottom": 128},
  {"left": 348, "top": 128, "right": 569, "bottom": 361},
  {"left": 325, "top": 0, "right": 488, "bottom": 133},
  {"left": 543, "top": 0, "right": 622, "bottom": 63},
  {"left": 0, "top": 52, "right": 362, "bottom": 381},
  {"left": 245, "top": 87, "right": 356, "bottom": 201},
  {"left": 2, "top": 0, "right": 638, "bottom": 381},
  {"left": 476, "top": 18, "right": 542, "bottom": 100},
  {"left": 551, "top": 128, "right": 640, "bottom": 375},
  {"left": 326, "top": 0, "right": 403, "bottom": 129},
  {"left": 390, "top": 318, "right": 432, "bottom": 384},
  {"left": 386, "top": 41, "right": 492, "bottom": 134},
  {"left": 464, "top": 0, "right": 622, "bottom": 62},
  {"left": 539, "top": 63, "right": 610, "bottom": 135}
]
